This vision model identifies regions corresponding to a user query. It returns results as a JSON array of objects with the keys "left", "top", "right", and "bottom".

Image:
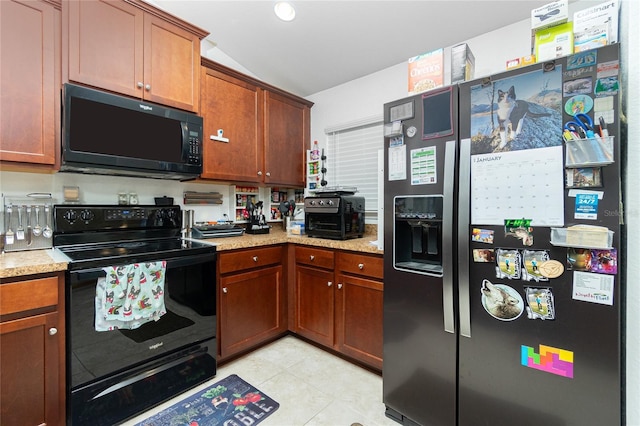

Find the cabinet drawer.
[
  {"left": 0, "top": 276, "right": 58, "bottom": 316},
  {"left": 337, "top": 252, "right": 384, "bottom": 280},
  {"left": 295, "top": 246, "right": 334, "bottom": 269},
  {"left": 219, "top": 246, "right": 283, "bottom": 274}
]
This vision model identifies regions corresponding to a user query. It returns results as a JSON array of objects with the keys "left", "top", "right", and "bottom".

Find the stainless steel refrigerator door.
[
  {"left": 456, "top": 44, "right": 622, "bottom": 426},
  {"left": 383, "top": 99, "right": 459, "bottom": 425}
]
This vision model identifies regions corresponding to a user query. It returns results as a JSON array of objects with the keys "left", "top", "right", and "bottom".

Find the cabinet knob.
[
  {"left": 222, "top": 287, "right": 228, "bottom": 294},
  {"left": 310, "top": 255, "right": 315, "bottom": 261},
  {"left": 327, "top": 281, "right": 332, "bottom": 287},
  {"left": 137, "top": 82, "right": 143, "bottom": 88},
  {"left": 145, "top": 84, "right": 151, "bottom": 91},
  {"left": 253, "top": 256, "right": 258, "bottom": 262},
  {"left": 49, "top": 327, "right": 58, "bottom": 336},
  {"left": 257, "top": 171, "right": 263, "bottom": 176},
  {"left": 358, "top": 263, "right": 364, "bottom": 270},
  {"left": 337, "top": 283, "right": 343, "bottom": 289},
  {"left": 266, "top": 172, "right": 271, "bottom": 177}
]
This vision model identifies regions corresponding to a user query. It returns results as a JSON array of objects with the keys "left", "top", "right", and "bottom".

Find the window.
[{"left": 325, "top": 117, "right": 383, "bottom": 221}]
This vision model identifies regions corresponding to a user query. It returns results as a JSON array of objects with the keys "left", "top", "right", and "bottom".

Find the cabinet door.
[
  {"left": 0, "top": 312, "right": 60, "bottom": 426},
  {"left": 200, "top": 67, "right": 262, "bottom": 181},
  {"left": 335, "top": 273, "right": 383, "bottom": 370},
  {"left": 67, "top": 0, "right": 144, "bottom": 98},
  {"left": 143, "top": 13, "right": 200, "bottom": 112},
  {"left": 219, "top": 265, "right": 285, "bottom": 358},
  {"left": 263, "top": 91, "right": 308, "bottom": 187},
  {"left": 0, "top": 0, "right": 58, "bottom": 165},
  {"left": 295, "top": 265, "right": 334, "bottom": 347}
]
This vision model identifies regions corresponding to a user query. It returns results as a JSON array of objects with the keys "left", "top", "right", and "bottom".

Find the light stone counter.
[
  {"left": 199, "top": 226, "right": 383, "bottom": 254},
  {"left": 0, "top": 226, "right": 382, "bottom": 279},
  {"left": 0, "top": 249, "right": 69, "bottom": 279}
]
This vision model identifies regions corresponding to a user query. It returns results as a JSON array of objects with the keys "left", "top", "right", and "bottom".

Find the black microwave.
[{"left": 61, "top": 83, "right": 203, "bottom": 180}]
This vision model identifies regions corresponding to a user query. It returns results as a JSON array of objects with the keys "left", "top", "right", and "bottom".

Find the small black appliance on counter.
[{"left": 304, "top": 188, "right": 365, "bottom": 240}]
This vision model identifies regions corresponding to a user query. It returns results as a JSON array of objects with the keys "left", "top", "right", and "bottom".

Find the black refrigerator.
[{"left": 383, "top": 43, "right": 624, "bottom": 426}]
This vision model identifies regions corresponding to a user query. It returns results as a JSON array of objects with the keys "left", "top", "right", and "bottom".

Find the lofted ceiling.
[{"left": 152, "top": 0, "right": 557, "bottom": 97}]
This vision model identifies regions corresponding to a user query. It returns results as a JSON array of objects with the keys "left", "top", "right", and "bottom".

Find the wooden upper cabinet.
[
  {"left": 200, "top": 59, "right": 312, "bottom": 186},
  {"left": 264, "top": 91, "right": 309, "bottom": 187},
  {"left": 65, "top": 0, "right": 207, "bottom": 112},
  {"left": 200, "top": 67, "right": 262, "bottom": 182},
  {"left": 0, "top": 0, "right": 59, "bottom": 165},
  {"left": 143, "top": 13, "right": 201, "bottom": 111}
]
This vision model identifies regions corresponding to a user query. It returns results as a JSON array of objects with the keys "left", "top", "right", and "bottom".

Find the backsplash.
[{"left": 0, "top": 170, "right": 231, "bottom": 225}]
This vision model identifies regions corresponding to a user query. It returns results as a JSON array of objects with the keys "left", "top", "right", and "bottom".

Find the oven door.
[
  {"left": 306, "top": 212, "right": 344, "bottom": 239},
  {"left": 67, "top": 252, "right": 217, "bottom": 425}
]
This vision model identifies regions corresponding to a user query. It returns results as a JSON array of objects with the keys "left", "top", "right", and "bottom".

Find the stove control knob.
[
  {"left": 327, "top": 200, "right": 334, "bottom": 206},
  {"left": 318, "top": 200, "right": 325, "bottom": 206},
  {"left": 63, "top": 210, "right": 78, "bottom": 223},
  {"left": 80, "top": 210, "right": 94, "bottom": 222},
  {"left": 308, "top": 200, "right": 316, "bottom": 206}
]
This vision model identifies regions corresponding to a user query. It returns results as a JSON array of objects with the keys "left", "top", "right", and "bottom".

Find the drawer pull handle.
[
  {"left": 49, "top": 327, "right": 58, "bottom": 336},
  {"left": 327, "top": 281, "right": 332, "bottom": 287},
  {"left": 337, "top": 283, "right": 343, "bottom": 289},
  {"left": 253, "top": 256, "right": 258, "bottom": 262},
  {"left": 310, "top": 255, "right": 315, "bottom": 261},
  {"left": 222, "top": 287, "right": 228, "bottom": 294},
  {"left": 358, "top": 263, "right": 364, "bottom": 269}
]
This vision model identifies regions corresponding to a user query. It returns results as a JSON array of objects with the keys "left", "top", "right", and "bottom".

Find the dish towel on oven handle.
[{"left": 95, "top": 261, "right": 167, "bottom": 332}]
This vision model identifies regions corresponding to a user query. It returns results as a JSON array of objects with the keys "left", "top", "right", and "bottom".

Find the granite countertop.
[
  {"left": 0, "top": 249, "right": 69, "bottom": 279},
  {"left": 202, "top": 226, "right": 382, "bottom": 254},
  {"left": 0, "top": 226, "right": 382, "bottom": 279}
]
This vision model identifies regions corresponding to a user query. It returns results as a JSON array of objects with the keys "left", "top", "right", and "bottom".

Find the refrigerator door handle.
[
  {"left": 442, "top": 140, "right": 456, "bottom": 334},
  {"left": 458, "top": 138, "right": 472, "bottom": 338}
]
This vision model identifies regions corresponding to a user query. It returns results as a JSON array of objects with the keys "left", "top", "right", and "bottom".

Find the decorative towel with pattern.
[{"left": 95, "top": 261, "right": 167, "bottom": 332}]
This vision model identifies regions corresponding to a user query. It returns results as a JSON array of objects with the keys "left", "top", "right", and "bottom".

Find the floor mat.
[
  {"left": 119, "top": 310, "right": 195, "bottom": 343},
  {"left": 134, "top": 374, "right": 279, "bottom": 426}
]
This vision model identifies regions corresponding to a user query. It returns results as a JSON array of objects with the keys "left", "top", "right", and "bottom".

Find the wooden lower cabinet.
[
  {"left": 335, "top": 271, "right": 383, "bottom": 370},
  {"left": 218, "top": 246, "right": 287, "bottom": 359},
  {"left": 0, "top": 273, "right": 65, "bottom": 426},
  {"left": 295, "top": 264, "right": 335, "bottom": 347},
  {"left": 294, "top": 247, "right": 384, "bottom": 370}
]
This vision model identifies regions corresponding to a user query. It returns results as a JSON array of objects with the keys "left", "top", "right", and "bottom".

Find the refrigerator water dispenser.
[{"left": 394, "top": 195, "right": 444, "bottom": 276}]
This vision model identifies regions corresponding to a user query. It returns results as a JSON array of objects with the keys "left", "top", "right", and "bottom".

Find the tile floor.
[{"left": 122, "top": 335, "right": 398, "bottom": 426}]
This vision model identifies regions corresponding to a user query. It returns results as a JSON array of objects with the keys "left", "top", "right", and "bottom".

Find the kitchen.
[{"left": 1, "top": 0, "right": 639, "bottom": 425}]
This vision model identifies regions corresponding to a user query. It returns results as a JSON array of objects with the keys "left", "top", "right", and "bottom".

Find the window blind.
[{"left": 326, "top": 120, "right": 383, "bottom": 218}]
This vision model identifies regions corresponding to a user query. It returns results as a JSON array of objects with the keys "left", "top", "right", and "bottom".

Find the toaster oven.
[{"left": 304, "top": 191, "right": 365, "bottom": 240}]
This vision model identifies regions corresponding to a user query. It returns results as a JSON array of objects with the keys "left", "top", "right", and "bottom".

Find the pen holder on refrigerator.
[{"left": 565, "top": 136, "right": 614, "bottom": 168}]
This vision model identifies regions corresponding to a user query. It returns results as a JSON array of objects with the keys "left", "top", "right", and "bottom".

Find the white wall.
[
  {"left": 307, "top": 1, "right": 639, "bottom": 424},
  {"left": 620, "top": 0, "right": 639, "bottom": 423}
]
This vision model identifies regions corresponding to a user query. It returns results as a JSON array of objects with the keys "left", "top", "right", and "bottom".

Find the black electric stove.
[
  {"left": 53, "top": 204, "right": 216, "bottom": 269},
  {"left": 53, "top": 204, "right": 218, "bottom": 425}
]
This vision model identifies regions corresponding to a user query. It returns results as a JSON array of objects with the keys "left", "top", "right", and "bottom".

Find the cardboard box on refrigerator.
[
  {"left": 534, "top": 22, "right": 573, "bottom": 62},
  {"left": 408, "top": 48, "right": 444, "bottom": 95},
  {"left": 573, "top": 0, "right": 619, "bottom": 53},
  {"left": 531, "top": 0, "right": 568, "bottom": 31},
  {"left": 451, "top": 43, "right": 475, "bottom": 84}
]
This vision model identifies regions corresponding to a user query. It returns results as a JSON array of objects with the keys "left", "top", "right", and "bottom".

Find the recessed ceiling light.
[{"left": 274, "top": 2, "right": 295, "bottom": 21}]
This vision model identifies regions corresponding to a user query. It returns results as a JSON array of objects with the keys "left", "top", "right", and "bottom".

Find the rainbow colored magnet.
[{"left": 521, "top": 344, "right": 574, "bottom": 378}]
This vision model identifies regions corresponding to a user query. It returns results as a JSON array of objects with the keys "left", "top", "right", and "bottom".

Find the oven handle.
[{"left": 68, "top": 252, "right": 216, "bottom": 283}]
